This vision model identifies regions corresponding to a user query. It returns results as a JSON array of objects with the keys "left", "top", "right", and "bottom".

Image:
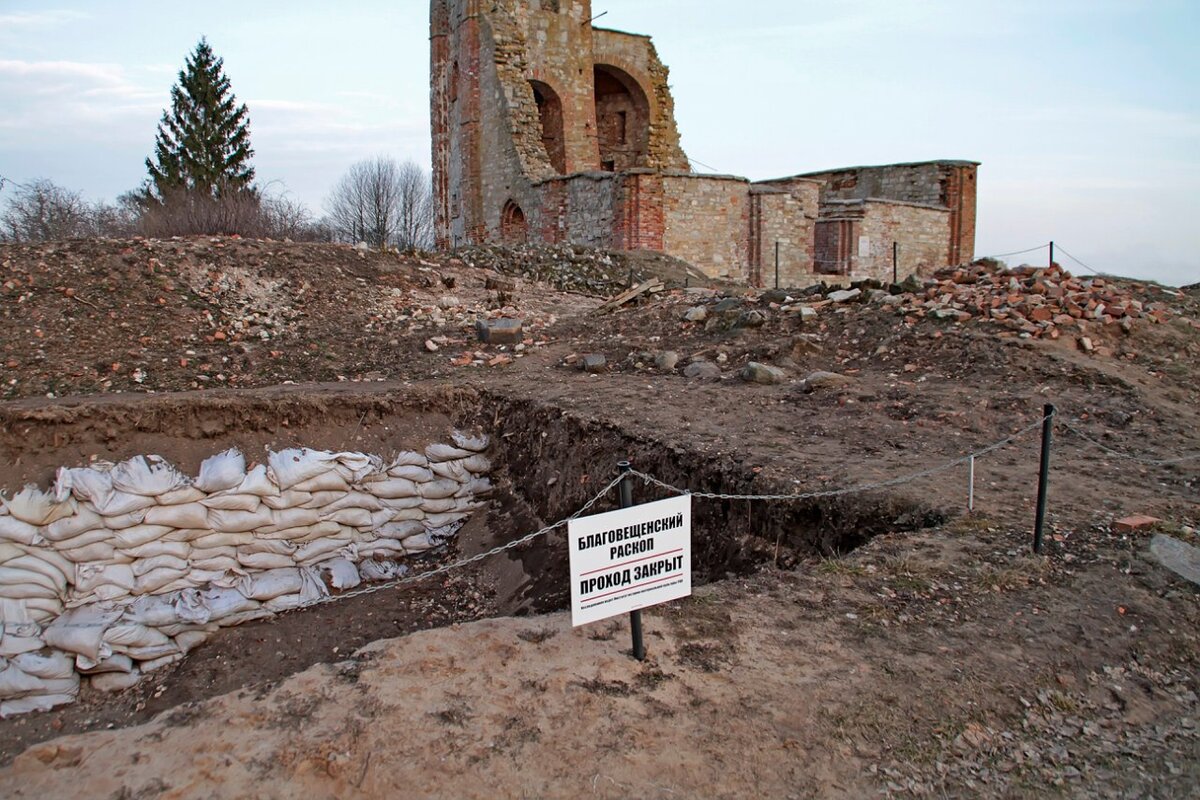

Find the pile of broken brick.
[{"left": 791, "top": 263, "right": 1187, "bottom": 350}]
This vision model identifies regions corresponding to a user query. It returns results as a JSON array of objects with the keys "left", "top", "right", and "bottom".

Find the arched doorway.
[
  {"left": 500, "top": 200, "right": 529, "bottom": 244},
  {"left": 593, "top": 65, "right": 650, "bottom": 171},
  {"left": 529, "top": 80, "right": 566, "bottom": 175}
]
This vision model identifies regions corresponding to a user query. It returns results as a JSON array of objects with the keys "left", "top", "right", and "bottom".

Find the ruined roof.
[
  {"left": 591, "top": 26, "right": 652, "bottom": 40},
  {"left": 766, "top": 160, "right": 982, "bottom": 183}
]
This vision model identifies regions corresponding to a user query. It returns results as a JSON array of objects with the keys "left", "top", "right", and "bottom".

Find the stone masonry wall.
[
  {"left": 817, "top": 200, "right": 950, "bottom": 282},
  {"left": 661, "top": 175, "right": 750, "bottom": 279},
  {"left": 750, "top": 189, "right": 814, "bottom": 288}
]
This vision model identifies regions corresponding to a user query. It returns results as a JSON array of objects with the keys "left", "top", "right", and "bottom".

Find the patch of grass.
[{"left": 818, "top": 559, "right": 867, "bottom": 577}]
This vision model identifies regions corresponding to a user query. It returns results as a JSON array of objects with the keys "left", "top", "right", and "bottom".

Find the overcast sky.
[{"left": 1, "top": 0, "right": 1196, "bottom": 285}]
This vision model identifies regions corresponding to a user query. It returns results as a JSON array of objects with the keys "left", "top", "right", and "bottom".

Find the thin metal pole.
[
  {"left": 892, "top": 241, "right": 899, "bottom": 284},
  {"left": 618, "top": 461, "right": 645, "bottom": 661},
  {"left": 774, "top": 241, "right": 780, "bottom": 289},
  {"left": 967, "top": 455, "right": 975, "bottom": 513},
  {"left": 1033, "top": 405, "right": 1055, "bottom": 554},
  {"left": 1049, "top": 241, "right": 1055, "bottom": 269}
]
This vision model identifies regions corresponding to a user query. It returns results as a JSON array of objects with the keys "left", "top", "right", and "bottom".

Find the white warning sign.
[{"left": 568, "top": 494, "right": 692, "bottom": 627}]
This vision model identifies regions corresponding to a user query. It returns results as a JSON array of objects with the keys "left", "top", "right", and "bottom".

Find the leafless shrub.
[
  {"left": 0, "top": 179, "right": 93, "bottom": 242},
  {"left": 325, "top": 157, "right": 433, "bottom": 251}
]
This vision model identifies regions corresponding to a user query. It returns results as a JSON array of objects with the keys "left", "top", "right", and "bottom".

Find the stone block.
[{"left": 475, "top": 318, "right": 524, "bottom": 345}]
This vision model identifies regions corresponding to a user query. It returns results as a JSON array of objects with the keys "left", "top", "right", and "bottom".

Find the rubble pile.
[{"left": 456, "top": 243, "right": 703, "bottom": 295}]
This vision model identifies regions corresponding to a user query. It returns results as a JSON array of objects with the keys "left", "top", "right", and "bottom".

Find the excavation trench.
[{"left": 0, "top": 385, "right": 941, "bottom": 761}]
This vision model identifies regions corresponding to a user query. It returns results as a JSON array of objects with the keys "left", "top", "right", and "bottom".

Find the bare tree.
[
  {"left": 0, "top": 179, "right": 93, "bottom": 242},
  {"left": 325, "top": 157, "right": 433, "bottom": 251}
]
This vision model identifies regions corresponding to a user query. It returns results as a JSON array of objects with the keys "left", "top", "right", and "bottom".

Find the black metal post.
[
  {"left": 774, "top": 241, "right": 780, "bottom": 289},
  {"left": 1033, "top": 404, "right": 1055, "bottom": 554},
  {"left": 1049, "top": 241, "right": 1055, "bottom": 269},
  {"left": 618, "top": 461, "right": 646, "bottom": 661},
  {"left": 892, "top": 242, "right": 899, "bottom": 283}
]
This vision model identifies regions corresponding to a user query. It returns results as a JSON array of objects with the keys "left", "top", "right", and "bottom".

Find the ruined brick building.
[{"left": 430, "top": 0, "right": 978, "bottom": 285}]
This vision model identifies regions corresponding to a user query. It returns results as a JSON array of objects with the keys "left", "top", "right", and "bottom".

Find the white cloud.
[{"left": 0, "top": 10, "right": 89, "bottom": 30}]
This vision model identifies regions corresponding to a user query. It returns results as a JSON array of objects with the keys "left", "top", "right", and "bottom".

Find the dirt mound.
[{"left": 0, "top": 237, "right": 597, "bottom": 400}]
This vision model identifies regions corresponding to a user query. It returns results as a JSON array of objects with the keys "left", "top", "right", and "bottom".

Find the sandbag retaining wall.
[{"left": 0, "top": 431, "right": 492, "bottom": 717}]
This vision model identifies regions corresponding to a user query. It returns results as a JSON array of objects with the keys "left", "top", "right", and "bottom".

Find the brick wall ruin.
[{"left": 430, "top": 0, "right": 979, "bottom": 285}]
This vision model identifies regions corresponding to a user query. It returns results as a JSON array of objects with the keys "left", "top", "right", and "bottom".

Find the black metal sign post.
[
  {"left": 617, "top": 461, "right": 646, "bottom": 661},
  {"left": 1033, "top": 404, "right": 1055, "bottom": 554}
]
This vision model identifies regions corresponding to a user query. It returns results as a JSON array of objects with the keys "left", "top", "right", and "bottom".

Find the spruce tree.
[{"left": 146, "top": 38, "right": 255, "bottom": 202}]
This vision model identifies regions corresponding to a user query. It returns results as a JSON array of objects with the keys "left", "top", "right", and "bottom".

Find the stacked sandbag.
[{"left": 0, "top": 431, "right": 492, "bottom": 716}]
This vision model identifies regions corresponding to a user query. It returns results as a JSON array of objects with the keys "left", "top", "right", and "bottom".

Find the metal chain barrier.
[{"left": 1057, "top": 421, "right": 1200, "bottom": 467}]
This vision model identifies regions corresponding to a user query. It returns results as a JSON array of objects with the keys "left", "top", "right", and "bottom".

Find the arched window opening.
[
  {"left": 529, "top": 80, "right": 566, "bottom": 175},
  {"left": 594, "top": 65, "right": 650, "bottom": 171},
  {"left": 500, "top": 200, "right": 529, "bottom": 244}
]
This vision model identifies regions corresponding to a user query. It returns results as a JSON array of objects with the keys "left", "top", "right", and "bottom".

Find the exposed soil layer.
[{"left": 1, "top": 238, "right": 1198, "bottom": 798}]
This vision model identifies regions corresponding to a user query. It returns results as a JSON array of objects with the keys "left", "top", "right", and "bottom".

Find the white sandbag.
[
  {"left": 421, "top": 498, "right": 459, "bottom": 514},
  {"left": 263, "top": 593, "right": 306, "bottom": 612},
  {"left": 238, "top": 568, "right": 302, "bottom": 601},
  {"left": 192, "top": 531, "right": 255, "bottom": 549},
  {"left": 134, "top": 567, "right": 190, "bottom": 596},
  {"left": 462, "top": 454, "right": 492, "bottom": 474},
  {"left": 104, "top": 622, "right": 173, "bottom": 651},
  {"left": 186, "top": 568, "right": 228, "bottom": 585},
  {"left": 387, "top": 465, "right": 434, "bottom": 483},
  {"left": 131, "top": 555, "right": 190, "bottom": 578},
  {"left": 1, "top": 693, "right": 77, "bottom": 716},
  {"left": 402, "top": 534, "right": 438, "bottom": 554},
  {"left": 0, "top": 514, "right": 43, "bottom": 546},
  {"left": 13, "top": 650, "right": 75, "bottom": 680},
  {"left": 90, "top": 670, "right": 142, "bottom": 693},
  {"left": 163, "top": 527, "right": 212, "bottom": 543},
  {"left": 321, "top": 508, "right": 373, "bottom": 528},
  {"left": 0, "top": 663, "right": 46, "bottom": 698},
  {"left": 144, "top": 502, "right": 210, "bottom": 530},
  {"left": 101, "top": 507, "right": 151, "bottom": 529},
  {"left": 119, "top": 539, "right": 190, "bottom": 561},
  {"left": 195, "top": 449, "right": 247, "bottom": 493},
  {"left": 295, "top": 522, "right": 354, "bottom": 544},
  {"left": 268, "top": 449, "right": 338, "bottom": 490},
  {"left": 425, "top": 443, "right": 474, "bottom": 463},
  {"left": 319, "top": 492, "right": 385, "bottom": 513},
  {"left": 53, "top": 525, "right": 115, "bottom": 550},
  {"left": 15, "top": 546, "right": 74, "bottom": 586},
  {"left": 5, "top": 486, "right": 77, "bottom": 527},
  {"left": 239, "top": 539, "right": 296, "bottom": 558},
  {"left": 221, "top": 464, "right": 277, "bottom": 499},
  {"left": 236, "top": 552, "right": 294, "bottom": 571},
  {"left": 424, "top": 473, "right": 467, "bottom": 495},
  {"left": 298, "top": 491, "right": 343, "bottom": 509},
  {"left": 156, "top": 486, "right": 207, "bottom": 506},
  {"left": 139, "top": 652, "right": 183, "bottom": 672},
  {"left": 43, "top": 507, "right": 104, "bottom": 542},
  {"left": 0, "top": 631, "right": 45, "bottom": 658},
  {"left": 0, "top": 542, "right": 21, "bottom": 564},
  {"left": 121, "top": 594, "right": 180, "bottom": 628},
  {"left": 44, "top": 605, "right": 121, "bottom": 660},
  {"left": 358, "top": 541, "right": 407, "bottom": 560},
  {"left": 377, "top": 520, "right": 425, "bottom": 541},
  {"left": 451, "top": 430, "right": 490, "bottom": 452},
  {"left": 378, "top": 496, "right": 424, "bottom": 512},
  {"left": 110, "top": 455, "right": 190, "bottom": 497},
  {"left": 200, "top": 493, "right": 261, "bottom": 512},
  {"left": 336, "top": 452, "right": 383, "bottom": 484},
  {"left": 0, "top": 567, "right": 60, "bottom": 599},
  {"left": 54, "top": 464, "right": 114, "bottom": 506},
  {"left": 15, "top": 597, "right": 61, "bottom": 625},
  {"left": 175, "top": 629, "right": 212, "bottom": 654},
  {"left": 366, "top": 478, "right": 420, "bottom": 500},
  {"left": 316, "top": 558, "right": 361, "bottom": 591},
  {"left": 76, "top": 652, "right": 134, "bottom": 674},
  {"left": 264, "top": 507, "right": 322, "bottom": 532},
  {"left": 262, "top": 490, "right": 314, "bottom": 511},
  {"left": 358, "top": 559, "right": 401, "bottom": 582},
  {"left": 293, "top": 538, "right": 348, "bottom": 565},
  {"left": 431, "top": 460, "right": 472, "bottom": 483},
  {"left": 60, "top": 541, "right": 116, "bottom": 564},
  {"left": 365, "top": 509, "right": 396, "bottom": 530},
  {"left": 190, "top": 555, "right": 239, "bottom": 573},
  {"left": 112, "top": 524, "right": 172, "bottom": 549},
  {"left": 194, "top": 587, "right": 260, "bottom": 624},
  {"left": 75, "top": 563, "right": 135, "bottom": 596},
  {"left": 388, "top": 451, "right": 428, "bottom": 470},
  {"left": 426, "top": 511, "right": 469, "bottom": 529},
  {"left": 456, "top": 477, "right": 494, "bottom": 498},
  {"left": 256, "top": 523, "right": 324, "bottom": 542},
  {"left": 293, "top": 472, "right": 350, "bottom": 494},
  {"left": 207, "top": 507, "right": 274, "bottom": 534}
]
